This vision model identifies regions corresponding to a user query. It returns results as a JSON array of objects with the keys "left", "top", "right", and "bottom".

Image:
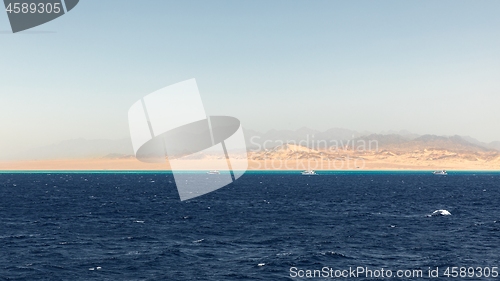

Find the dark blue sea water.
[{"left": 0, "top": 171, "right": 499, "bottom": 280}]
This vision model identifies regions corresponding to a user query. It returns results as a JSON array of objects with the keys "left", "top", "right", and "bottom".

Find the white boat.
[
  {"left": 301, "top": 170, "right": 318, "bottom": 176},
  {"left": 207, "top": 170, "right": 220, "bottom": 175},
  {"left": 433, "top": 170, "right": 447, "bottom": 175}
]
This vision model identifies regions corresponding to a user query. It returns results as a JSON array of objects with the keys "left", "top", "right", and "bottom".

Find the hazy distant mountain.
[
  {"left": 355, "top": 134, "right": 411, "bottom": 148},
  {"left": 460, "top": 136, "right": 500, "bottom": 151},
  {"left": 244, "top": 127, "right": 367, "bottom": 149},
  {"left": 380, "top": 129, "right": 420, "bottom": 140},
  {"left": 489, "top": 141, "right": 500, "bottom": 151},
  {"left": 7, "top": 127, "right": 500, "bottom": 161},
  {"left": 13, "top": 138, "right": 134, "bottom": 160},
  {"left": 355, "top": 134, "right": 494, "bottom": 153},
  {"left": 413, "top": 135, "right": 485, "bottom": 151},
  {"left": 244, "top": 127, "right": 496, "bottom": 153}
]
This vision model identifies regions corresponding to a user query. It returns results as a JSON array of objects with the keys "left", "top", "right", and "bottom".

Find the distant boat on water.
[
  {"left": 207, "top": 170, "right": 220, "bottom": 175},
  {"left": 433, "top": 170, "right": 447, "bottom": 175},
  {"left": 301, "top": 170, "right": 318, "bottom": 176}
]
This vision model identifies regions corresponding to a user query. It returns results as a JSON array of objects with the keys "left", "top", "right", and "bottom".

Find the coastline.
[{"left": 0, "top": 158, "right": 498, "bottom": 171}]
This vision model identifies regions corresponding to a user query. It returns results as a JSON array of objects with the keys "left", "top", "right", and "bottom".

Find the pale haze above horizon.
[{"left": 1, "top": 0, "right": 500, "bottom": 159}]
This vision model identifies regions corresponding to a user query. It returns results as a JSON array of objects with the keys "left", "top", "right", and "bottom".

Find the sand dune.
[{"left": 1, "top": 143, "right": 499, "bottom": 171}]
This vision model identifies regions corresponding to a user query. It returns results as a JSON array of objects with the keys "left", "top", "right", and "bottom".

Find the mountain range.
[
  {"left": 4, "top": 127, "right": 500, "bottom": 161},
  {"left": 244, "top": 127, "right": 500, "bottom": 152}
]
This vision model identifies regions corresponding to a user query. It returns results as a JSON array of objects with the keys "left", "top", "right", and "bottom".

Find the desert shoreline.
[{"left": 0, "top": 158, "right": 499, "bottom": 171}]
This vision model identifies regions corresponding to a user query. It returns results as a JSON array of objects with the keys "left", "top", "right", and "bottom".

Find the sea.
[{"left": 0, "top": 171, "right": 499, "bottom": 280}]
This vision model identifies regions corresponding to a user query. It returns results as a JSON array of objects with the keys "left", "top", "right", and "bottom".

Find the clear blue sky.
[{"left": 1, "top": 0, "right": 500, "bottom": 157}]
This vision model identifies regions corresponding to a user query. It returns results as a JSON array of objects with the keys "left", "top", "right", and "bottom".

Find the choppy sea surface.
[{"left": 0, "top": 171, "right": 499, "bottom": 280}]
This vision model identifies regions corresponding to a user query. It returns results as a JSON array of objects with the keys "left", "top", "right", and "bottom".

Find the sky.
[{"left": 1, "top": 0, "right": 500, "bottom": 158}]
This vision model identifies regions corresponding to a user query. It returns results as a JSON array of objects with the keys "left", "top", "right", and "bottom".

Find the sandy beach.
[{"left": 0, "top": 157, "right": 499, "bottom": 171}]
